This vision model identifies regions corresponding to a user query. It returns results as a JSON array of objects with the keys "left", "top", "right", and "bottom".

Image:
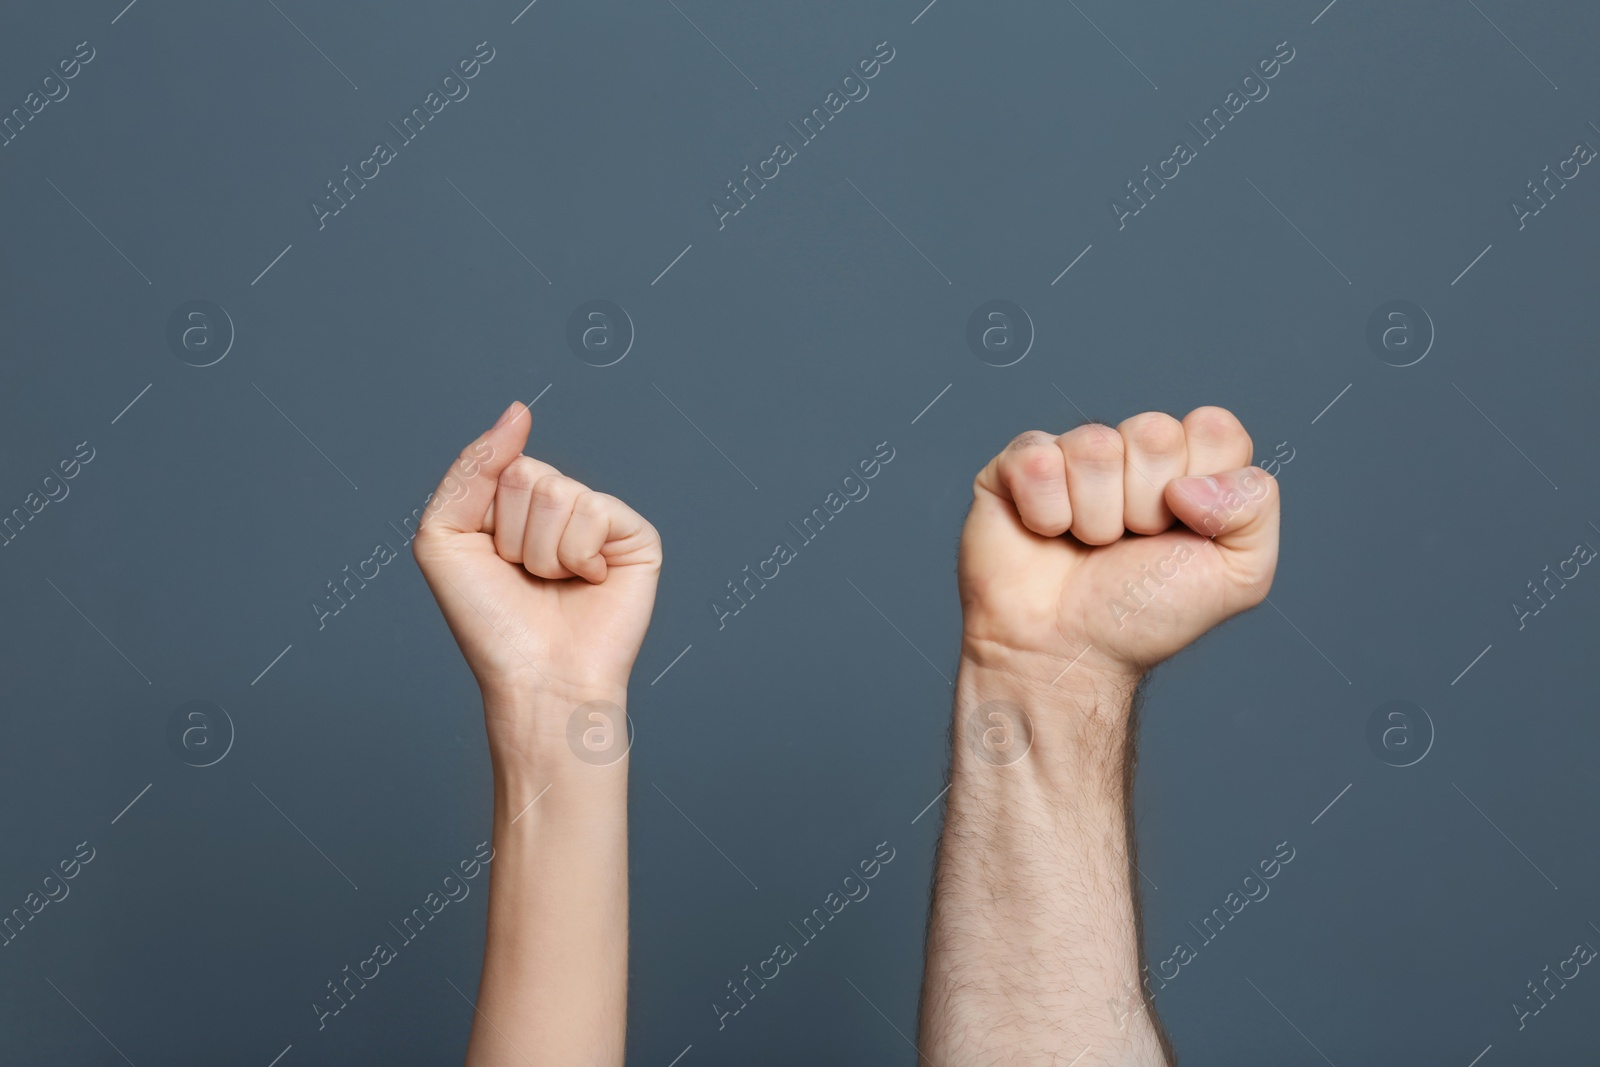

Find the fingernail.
[
  {"left": 1175, "top": 474, "right": 1221, "bottom": 505},
  {"left": 492, "top": 401, "right": 520, "bottom": 429}
]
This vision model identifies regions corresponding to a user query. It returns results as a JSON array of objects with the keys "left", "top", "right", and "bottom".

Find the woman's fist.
[{"left": 412, "top": 402, "right": 662, "bottom": 741}]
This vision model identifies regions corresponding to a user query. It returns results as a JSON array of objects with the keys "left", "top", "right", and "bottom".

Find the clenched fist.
[
  {"left": 412, "top": 401, "right": 662, "bottom": 759},
  {"left": 959, "top": 406, "right": 1279, "bottom": 688}
]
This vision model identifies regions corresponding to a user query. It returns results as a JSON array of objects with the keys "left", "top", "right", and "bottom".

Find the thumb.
[
  {"left": 418, "top": 401, "right": 532, "bottom": 536},
  {"left": 1164, "top": 466, "right": 1280, "bottom": 590}
]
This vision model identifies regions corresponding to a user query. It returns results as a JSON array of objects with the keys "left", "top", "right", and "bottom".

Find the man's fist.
[
  {"left": 412, "top": 402, "right": 662, "bottom": 744},
  {"left": 959, "top": 406, "right": 1279, "bottom": 684}
]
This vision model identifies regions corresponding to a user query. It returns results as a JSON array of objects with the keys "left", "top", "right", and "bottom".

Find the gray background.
[{"left": 1, "top": 0, "right": 1596, "bottom": 1063}]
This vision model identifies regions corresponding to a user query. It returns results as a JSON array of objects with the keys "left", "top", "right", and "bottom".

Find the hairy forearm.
[
  {"left": 919, "top": 651, "right": 1171, "bottom": 1066},
  {"left": 465, "top": 687, "right": 629, "bottom": 1067}
]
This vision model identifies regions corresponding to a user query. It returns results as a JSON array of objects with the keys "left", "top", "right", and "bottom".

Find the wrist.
[
  {"left": 955, "top": 641, "right": 1141, "bottom": 769},
  {"left": 478, "top": 667, "right": 630, "bottom": 711},
  {"left": 480, "top": 682, "right": 633, "bottom": 799},
  {"left": 959, "top": 633, "right": 1143, "bottom": 693}
]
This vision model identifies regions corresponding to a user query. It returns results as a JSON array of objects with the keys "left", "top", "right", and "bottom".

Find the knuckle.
[
  {"left": 1018, "top": 448, "right": 1061, "bottom": 483},
  {"left": 573, "top": 490, "right": 610, "bottom": 519},
  {"left": 1006, "top": 429, "right": 1055, "bottom": 454},
  {"left": 410, "top": 525, "right": 446, "bottom": 558},
  {"left": 499, "top": 457, "right": 539, "bottom": 491},
  {"left": 1067, "top": 423, "right": 1123, "bottom": 465},
  {"left": 1184, "top": 405, "right": 1246, "bottom": 442},
  {"left": 531, "top": 474, "right": 577, "bottom": 508},
  {"left": 1121, "top": 412, "right": 1184, "bottom": 455}
]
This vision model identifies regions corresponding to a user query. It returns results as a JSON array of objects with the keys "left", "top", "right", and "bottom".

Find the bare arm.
[
  {"left": 919, "top": 408, "right": 1280, "bottom": 1065},
  {"left": 414, "top": 401, "right": 661, "bottom": 1066},
  {"left": 469, "top": 685, "right": 630, "bottom": 1067},
  {"left": 921, "top": 655, "right": 1168, "bottom": 1065}
]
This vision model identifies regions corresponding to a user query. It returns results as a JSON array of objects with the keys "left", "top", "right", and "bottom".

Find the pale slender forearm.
[
  {"left": 919, "top": 653, "right": 1171, "bottom": 1066},
  {"left": 464, "top": 689, "right": 630, "bottom": 1067}
]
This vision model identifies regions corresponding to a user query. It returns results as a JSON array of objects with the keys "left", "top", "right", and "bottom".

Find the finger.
[
  {"left": 523, "top": 474, "right": 585, "bottom": 579},
  {"left": 976, "top": 432, "right": 1070, "bottom": 536},
  {"left": 1166, "top": 466, "right": 1280, "bottom": 590},
  {"left": 1181, "top": 406, "right": 1253, "bottom": 477},
  {"left": 490, "top": 456, "right": 560, "bottom": 563},
  {"left": 1057, "top": 423, "right": 1125, "bottom": 546},
  {"left": 417, "top": 401, "right": 532, "bottom": 537},
  {"left": 557, "top": 491, "right": 648, "bottom": 583},
  {"left": 1117, "top": 412, "right": 1187, "bottom": 535}
]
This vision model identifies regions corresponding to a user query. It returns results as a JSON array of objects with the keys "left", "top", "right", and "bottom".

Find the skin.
[
  {"left": 918, "top": 407, "right": 1280, "bottom": 1066},
  {"left": 413, "top": 401, "right": 662, "bottom": 1067}
]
